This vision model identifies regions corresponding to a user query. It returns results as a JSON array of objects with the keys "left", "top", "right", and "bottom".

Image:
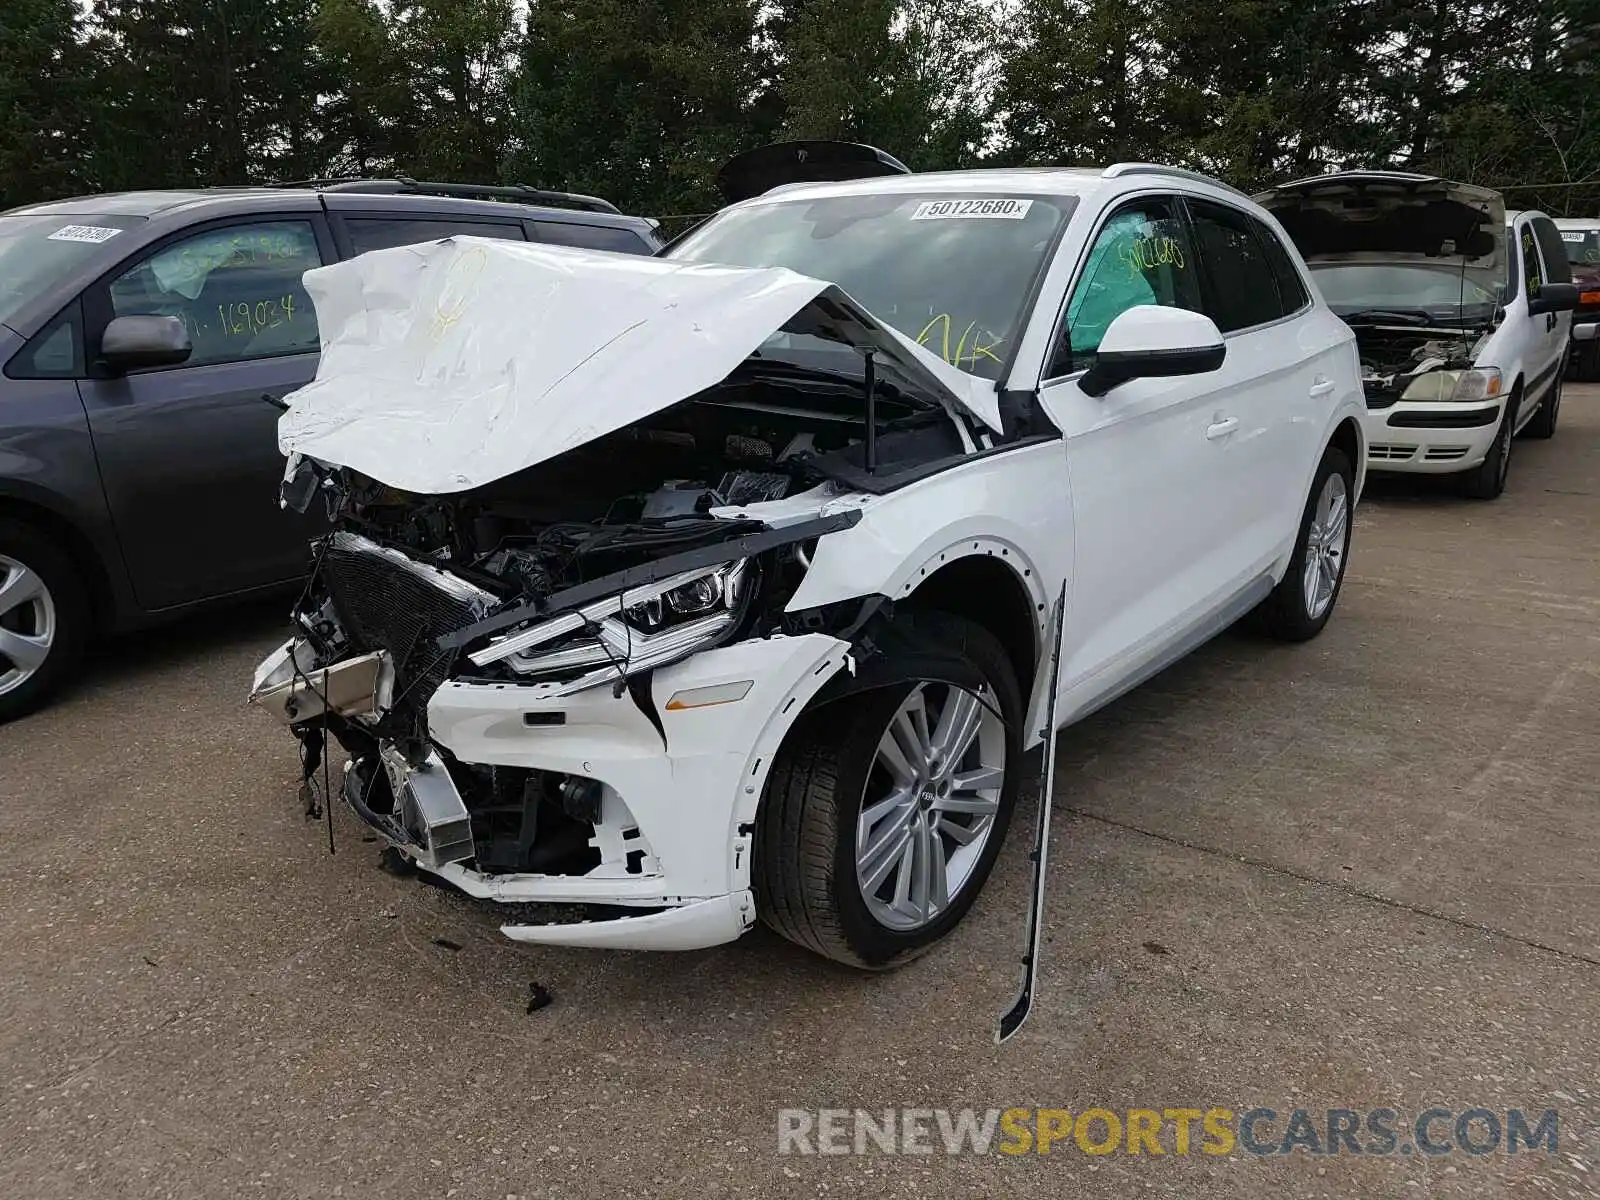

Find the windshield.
[
  {"left": 1309, "top": 262, "right": 1500, "bottom": 317},
  {"left": 0, "top": 214, "right": 145, "bottom": 327},
  {"left": 1560, "top": 226, "right": 1600, "bottom": 268},
  {"left": 666, "top": 193, "right": 1074, "bottom": 380}
]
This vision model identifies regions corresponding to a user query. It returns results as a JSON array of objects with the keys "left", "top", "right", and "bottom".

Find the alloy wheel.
[
  {"left": 0, "top": 554, "right": 56, "bottom": 698},
  {"left": 1301, "top": 472, "right": 1349, "bottom": 621},
  {"left": 855, "top": 681, "right": 1007, "bottom": 932}
]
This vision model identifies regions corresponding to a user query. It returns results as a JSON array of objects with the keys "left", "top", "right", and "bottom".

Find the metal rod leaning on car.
[
  {"left": 997, "top": 579, "right": 1069, "bottom": 1044},
  {"left": 436, "top": 509, "right": 865, "bottom": 653}
]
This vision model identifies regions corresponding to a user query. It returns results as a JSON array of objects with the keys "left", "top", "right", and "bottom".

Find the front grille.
[{"left": 319, "top": 532, "right": 493, "bottom": 732}]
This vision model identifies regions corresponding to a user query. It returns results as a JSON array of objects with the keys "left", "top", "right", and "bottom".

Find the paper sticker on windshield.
[
  {"left": 47, "top": 224, "right": 123, "bottom": 244},
  {"left": 911, "top": 198, "right": 1033, "bottom": 221},
  {"left": 1561, "top": 230, "right": 1588, "bottom": 243}
]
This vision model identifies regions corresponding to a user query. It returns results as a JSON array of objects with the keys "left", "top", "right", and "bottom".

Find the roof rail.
[
  {"left": 1102, "top": 163, "right": 1250, "bottom": 199},
  {"left": 273, "top": 176, "right": 622, "bottom": 215}
]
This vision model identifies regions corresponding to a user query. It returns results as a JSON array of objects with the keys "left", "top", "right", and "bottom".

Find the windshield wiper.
[{"left": 1338, "top": 308, "right": 1435, "bottom": 326}]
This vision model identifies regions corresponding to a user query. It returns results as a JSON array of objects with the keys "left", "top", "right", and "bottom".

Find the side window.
[
  {"left": 1054, "top": 196, "right": 1201, "bottom": 376},
  {"left": 533, "top": 220, "right": 652, "bottom": 254},
  {"left": 1258, "top": 221, "right": 1310, "bottom": 314},
  {"left": 102, "top": 221, "right": 322, "bottom": 369},
  {"left": 344, "top": 217, "right": 526, "bottom": 256},
  {"left": 1187, "top": 199, "right": 1285, "bottom": 332},
  {"left": 1531, "top": 217, "right": 1574, "bottom": 286},
  {"left": 1521, "top": 224, "right": 1544, "bottom": 300}
]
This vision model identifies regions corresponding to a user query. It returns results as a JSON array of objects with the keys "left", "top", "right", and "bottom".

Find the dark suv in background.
[{"left": 0, "top": 180, "right": 660, "bottom": 721}]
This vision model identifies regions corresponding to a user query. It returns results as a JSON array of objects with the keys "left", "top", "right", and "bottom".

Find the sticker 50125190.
[
  {"left": 48, "top": 224, "right": 125, "bottom": 244},
  {"left": 910, "top": 198, "right": 1034, "bottom": 221}
]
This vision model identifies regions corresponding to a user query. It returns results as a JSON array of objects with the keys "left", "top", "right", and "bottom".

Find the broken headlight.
[
  {"left": 468, "top": 560, "right": 753, "bottom": 693},
  {"left": 1401, "top": 366, "right": 1503, "bottom": 403}
]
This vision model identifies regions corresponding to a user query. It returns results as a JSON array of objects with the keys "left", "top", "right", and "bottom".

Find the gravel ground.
[{"left": 3, "top": 385, "right": 1599, "bottom": 1199}]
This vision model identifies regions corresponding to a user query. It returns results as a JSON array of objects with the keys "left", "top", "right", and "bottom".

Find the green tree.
[
  {"left": 993, "top": 0, "right": 1186, "bottom": 168},
  {"left": 0, "top": 0, "right": 94, "bottom": 207},
  {"left": 88, "top": 0, "right": 325, "bottom": 188},
  {"left": 772, "top": 0, "right": 995, "bottom": 169},
  {"left": 503, "top": 0, "right": 767, "bottom": 215}
]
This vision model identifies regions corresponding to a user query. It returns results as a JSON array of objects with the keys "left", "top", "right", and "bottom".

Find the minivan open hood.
[
  {"left": 277, "top": 237, "right": 1000, "bottom": 495},
  {"left": 1255, "top": 172, "right": 1505, "bottom": 267}
]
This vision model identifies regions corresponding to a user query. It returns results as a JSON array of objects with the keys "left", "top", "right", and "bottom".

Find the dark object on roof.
[{"left": 716, "top": 141, "right": 911, "bottom": 204}]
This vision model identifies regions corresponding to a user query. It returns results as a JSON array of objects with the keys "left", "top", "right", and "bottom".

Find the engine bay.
[{"left": 1354, "top": 326, "right": 1488, "bottom": 407}]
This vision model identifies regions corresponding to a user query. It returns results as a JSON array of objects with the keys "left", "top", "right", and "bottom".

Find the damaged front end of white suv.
[{"left": 250, "top": 236, "right": 1004, "bottom": 952}]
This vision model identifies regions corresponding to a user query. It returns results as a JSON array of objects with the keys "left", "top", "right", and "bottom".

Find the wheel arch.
[
  {"left": 899, "top": 552, "right": 1042, "bottom": 699},
  {"left": 0, "top": 495, "right": 118, "bottom": 632}
]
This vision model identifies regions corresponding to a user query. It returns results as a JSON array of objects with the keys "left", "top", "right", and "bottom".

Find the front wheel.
[
  {"left": 1461, "top": 393, "right": 1518, "bottom": 499},
  {"left": 0, "top": 519, "right": 89, "bottom": 723},
  {"left": 1258, "top": 445, "right": 1354, "bottom": 642},
  {"left": 753, "top": 611, "right": 1023, "bottom": 969}
]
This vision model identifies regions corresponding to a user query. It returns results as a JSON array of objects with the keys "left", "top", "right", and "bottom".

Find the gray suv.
[{"left": 0, "top": 180, "right": 660, "bottom": 721}]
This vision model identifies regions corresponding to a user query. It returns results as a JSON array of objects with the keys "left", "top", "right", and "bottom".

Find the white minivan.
[{"left": 1258, "top": 172, "right": 1586, "bottom": 499}]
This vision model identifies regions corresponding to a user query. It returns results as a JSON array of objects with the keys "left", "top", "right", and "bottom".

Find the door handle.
[
  {"left": 1308, "top": 379, "right": 1337, "bottom": 398},
  {"left": 1205, "top": 417, "right": 1240, "bottom": 440},
  {"left": 260, "top": 391, "right": 289, "bottom": 412}
]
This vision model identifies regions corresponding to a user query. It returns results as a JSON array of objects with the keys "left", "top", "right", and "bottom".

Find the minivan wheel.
[
  {"left": 1461, "top": 392, "right": 1518, "bottom": 499},
  {"left": 753, "top": 611, "right": 1023, "bottom": 969},
  {"left": 0, "top": 520, "right": 88, "bottom": 723},
  {"left": 1258, "top": 444, "right": 1354, "bottom": 642}
]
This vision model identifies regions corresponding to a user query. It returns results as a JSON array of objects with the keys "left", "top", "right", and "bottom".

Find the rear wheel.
[
  {"left": 753, "top": 611, "right": 1023, "bottom": 969},
  {"left": 1259, "top": 444, "right": 1354, "bottom": 642},
  {"left": 0, "top": 520, "right": 89, "bottom": 723}
]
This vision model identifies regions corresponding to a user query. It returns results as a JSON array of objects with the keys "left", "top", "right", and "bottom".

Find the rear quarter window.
[
  {"left": 344, "top": 217, "right": 527, "bottom": 256},
  {"left": 533, "top": 221, "right": 653, "bottom": 254}
]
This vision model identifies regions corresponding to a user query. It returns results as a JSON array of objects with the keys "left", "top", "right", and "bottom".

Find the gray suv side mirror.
[{"left": 100, "top": 315, "right": 193, "bottom": 373}]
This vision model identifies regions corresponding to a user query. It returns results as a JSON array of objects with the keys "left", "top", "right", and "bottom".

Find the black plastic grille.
[{"left": 320, "top": 534, "right": 483, "bottom": 731}]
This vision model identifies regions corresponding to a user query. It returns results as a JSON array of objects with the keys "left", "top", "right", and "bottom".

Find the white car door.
[
  {"left": 1034, "top": 193, "right": 1247, "bottom": 717},
  {"left": 1183, "top": 197, "right": 1327, "bottom": 575},
  {"left": 1513, "top": 215, "right": 1563, "bottom": 421}
]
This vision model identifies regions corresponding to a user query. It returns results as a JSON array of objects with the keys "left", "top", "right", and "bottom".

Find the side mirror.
[
  {"left": 1528, "top": 282, "right": 1579, "bottom": 317},
  {"left": 1573, "top": 322, "right": 1598, "bottom": 342},
  {"left": 1079, "top": 306, "right": 1226, "bottom": 398},
  {"left": 100, "top": 315, "right": 192, "bottom": 373}
]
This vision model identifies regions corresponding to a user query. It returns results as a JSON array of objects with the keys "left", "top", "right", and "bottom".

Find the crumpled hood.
[
  {"left": 1255, "top": 172, "right": 1505, "bottom": 267},
  {"left": 277, "top": 237, "right": 1000, "bottom": 495}
]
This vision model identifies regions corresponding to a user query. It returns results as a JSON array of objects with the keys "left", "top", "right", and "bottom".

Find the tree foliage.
[{"left": 2, "top": 0, "right": 1597, "bottom": 216}]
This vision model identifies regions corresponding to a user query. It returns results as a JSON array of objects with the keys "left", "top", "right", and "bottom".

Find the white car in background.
[
  {"left": 1258, "top": 172, "right": 1585, "bottom": 499},
  {"left": 252, "top": 158, "right": 1365, "bottom": 969}
]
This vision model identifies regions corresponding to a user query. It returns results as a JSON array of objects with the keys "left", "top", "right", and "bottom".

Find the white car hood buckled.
[{"left": 277, "top": 236, "right": 1002, "bottom": 495}]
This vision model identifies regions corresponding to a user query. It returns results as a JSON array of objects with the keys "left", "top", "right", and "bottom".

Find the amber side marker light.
[{"left": 664, "top": 681, "right": 755, "bottom": 711}]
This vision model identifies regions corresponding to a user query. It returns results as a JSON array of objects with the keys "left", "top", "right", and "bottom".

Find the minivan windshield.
[
  {"left": 1308, "top": 261, "right": 1500, "bottom": 321},
  {"left": 666, "top": 193, "right": 1074, "bottom": 379},
  {"left": 1560, "top": 225, "right": 1600, "bottom": 268},
  {"left": 0, "top": 214, "right": 145, "bottom": 328}
]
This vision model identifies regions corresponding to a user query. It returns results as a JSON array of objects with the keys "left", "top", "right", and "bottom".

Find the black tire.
[
  {"left": 753, "top": 610, "right": 1024, "bottom": 969},
  {"left": 1569, "top": 340, "right": 1600, "bottom": 382},
  {"left": 1258, "top": 444, "right": 1355, "bottom": 642},
  {"left": 1461, "top": 391, "right": 1519, "bottom": 500},
  {"left": 0, "top": 519, "right": 90, "bottom": 723},
  {"left": 1523, "top": 368, "right": 1562, "bottom": 440}
]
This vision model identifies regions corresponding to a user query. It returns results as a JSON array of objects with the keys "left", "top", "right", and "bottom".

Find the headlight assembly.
[
  {"left": 1401, "top": 366, "right": 1503, "bottom": 403},
  {"left": 467, "top": 559, "right": 754, "bottom": 692}
]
